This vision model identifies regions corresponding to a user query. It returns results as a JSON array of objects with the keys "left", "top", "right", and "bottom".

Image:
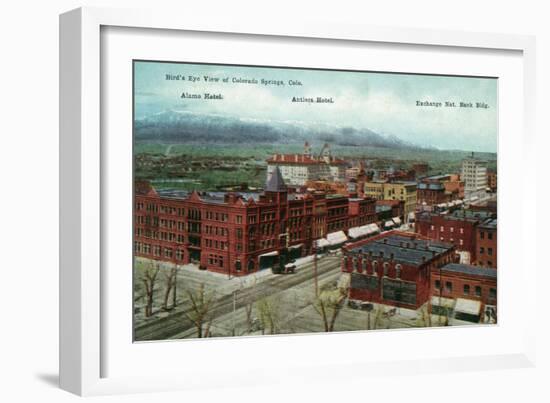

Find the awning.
[
  {"left": 259, "top": 250, "right": 278, "bottom": 258},
  {"left": 327, "top": 230, "right": 348, "bottom": 246},
  {"left": 454, "top": 298, "right": 481, "bottom": 315},
  {"left": 384, "top": 220, "right": 395, "bottom": 228},
  {"left": 368, "top": 223, "right": 380, "bottom": 233},
  {"left": 315, "top": 238, "right": 330, "bottom": 248},
  {"left": 392, "top": 217, "right": 401, "bottom": 225},
  {"left": 348, "top": 226, "right": 369, "bottom": 239},
  {"left": 430, "top": 296, "right": 455, "bottom": 309},
  {"left": 289, "top": 243, "right": 303, "bottom": 250}
]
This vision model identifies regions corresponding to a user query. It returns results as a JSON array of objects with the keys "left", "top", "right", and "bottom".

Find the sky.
[{"left": 134, "top": 61, "right": 498, "bottom": 153}]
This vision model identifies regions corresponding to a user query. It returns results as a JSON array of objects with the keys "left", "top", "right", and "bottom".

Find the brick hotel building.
[{"left": 134, "top": 168, "right": 377, "bottom": 276}]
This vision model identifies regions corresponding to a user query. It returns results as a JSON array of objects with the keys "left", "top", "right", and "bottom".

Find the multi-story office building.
[{"left": 461, "top": 154, "right": 488, "bottom": 198}]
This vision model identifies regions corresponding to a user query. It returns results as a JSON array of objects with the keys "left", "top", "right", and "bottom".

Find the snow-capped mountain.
[{"left": 134, "top": 109, "right": 422, "bottom": 149}]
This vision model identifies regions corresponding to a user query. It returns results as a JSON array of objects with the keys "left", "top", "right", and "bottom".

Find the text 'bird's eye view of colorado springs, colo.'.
[{"left": 132, "top": 61, "right": 498, "bottom": 341}]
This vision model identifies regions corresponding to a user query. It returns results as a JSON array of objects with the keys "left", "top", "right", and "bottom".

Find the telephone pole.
[{"left": 313, "top": 241, "right": 319, "bottom": 297}]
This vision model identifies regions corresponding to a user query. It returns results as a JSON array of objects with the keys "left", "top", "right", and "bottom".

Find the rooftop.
[
  {"left": 265, "top": 166, "right": 287, "bottom": 192},
  {"left": 479, "top": 218, "right": 497, "bottom": 229},
  {"left": 439, "top": 263, "right": 497, "bottom": 279},
  {"left": 267, "top": 153, "right": 346, "bottom": 165},
  {"left": 347, "top": 233, "right": 454, "bottom": 266},
  {"left": 417, "top": 209, "right": 494, "bottom": 223}
]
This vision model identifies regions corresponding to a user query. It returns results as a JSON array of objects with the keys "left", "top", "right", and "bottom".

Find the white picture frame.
[{"left": 59, "top": 6, "right": 537, "bottom": 396}]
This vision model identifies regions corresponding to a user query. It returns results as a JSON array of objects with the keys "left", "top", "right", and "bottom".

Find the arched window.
[
  {"left": 372, "top": 260, "right": 378, "bottom": 276},
  {"left": 235, "top": 260, "right": 242, "bottom": 272},
  {"left": 395, "top": 264, "right": 402, "bottom": 279},
  {"left": 247, "top": 259, "right": 255, "bottom": 272},
  {"left": 352, "top": 258, "right": 358, "bottom": 272},
  {"left": 383, "top": 262, "right": 389, "bottom": 277}
]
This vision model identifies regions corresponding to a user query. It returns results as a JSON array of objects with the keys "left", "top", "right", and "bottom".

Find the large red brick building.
[
  {"left": 134, "top": 168, "right": 377, "bottom": 276},
  {"left": 415, "top": 210, "right": 494, "bottom": 265},
  {"left": 342, "top": 231, "right": 457, "bottom": 309}
]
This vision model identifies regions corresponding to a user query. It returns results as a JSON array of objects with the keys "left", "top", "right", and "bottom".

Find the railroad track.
[{"left": 134, "top": 257, "right": 341, "bottom": 341}]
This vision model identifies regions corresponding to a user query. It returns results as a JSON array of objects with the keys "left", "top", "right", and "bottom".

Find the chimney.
[
  {"left": 383, "top": 238, "right": 388, "bottom": 244},
  {"left": 368, "top": 251, "right": 373, "bottom": 258},
  {"left": 390, "top": 253, "right": 394, "bottom": 261},
  {"left": 422, "top": 256, "right": 426, "bottom": 263},
  {"left": 379, "top": 251, "right": 384, "bottom": 258}
]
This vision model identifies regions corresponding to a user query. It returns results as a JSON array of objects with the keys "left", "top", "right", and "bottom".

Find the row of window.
[
  {"left": 479, "top": 247, "right": 493, "bottom": 255},
  {"left": 135, "top": 228, "right": 185, "bottom": 244},
  {"left": 134, "top": 242, "right": 184, "bottom": 260},
  {"left": 204, "top": 211, "right": 229, "bottom": 222},
  {"left": 204, "top": 225, "right": 228, "bottom": 236},
  {"left": 203, "top": 238, "right": 228, "bottom": 250},
  {"left": 479, "top": 231, "right": 494, "bottom": 240},
  {"left": 434, "top": 280, "right": 496, "bottom": 299},
  {"left": 430, "top": 225, "right": 465, "bottom": 234}
]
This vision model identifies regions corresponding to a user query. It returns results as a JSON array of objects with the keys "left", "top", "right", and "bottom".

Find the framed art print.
[
  {"left": 131, "top": 59, "right": 498, "bottom": 341},
  {"left": 60, "top": 7, "right": 536, "bottom": 396}
]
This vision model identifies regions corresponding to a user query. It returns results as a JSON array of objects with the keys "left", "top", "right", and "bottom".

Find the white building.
[
  {"left": 266, "top": 142, "right": 347, "bottom": 186},
  {"left": 461, "top": 154, "right": 488, "bottom": 198}
]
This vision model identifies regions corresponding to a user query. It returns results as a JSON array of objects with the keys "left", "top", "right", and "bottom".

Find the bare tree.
[
  {"left": 162, "top": 265, "right": 178, "bottom": 311},
  {"left": 372, "top": 307, "right": 383, "bottom": 330},
  {"left": 313, "top": 287, "right": 347, "bottom": 332},
  {"left": 256, "top": 297, "right": 280, "bottom": 335},
  {"left": 416, "top": 303, "right": 432, "bottom": 327},
  {"left": 140, "top": 261, "right": 160, "bottom": 317},
  {"left": 183, "top": 284, "right": 215, "bottom": 338},
  {"left": 241, "top": 278, "right": 257, "bottom": 334}
]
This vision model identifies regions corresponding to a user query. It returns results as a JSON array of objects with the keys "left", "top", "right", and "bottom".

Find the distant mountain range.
[{"left": 134, "top": 109, "right": 425, "bottom": 150}]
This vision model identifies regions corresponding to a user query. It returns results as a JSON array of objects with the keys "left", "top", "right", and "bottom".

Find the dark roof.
[
  {"left": 156, "top": 189, "right": 189, "bottom": 199},
  {"left": 156, "top": 189, "right": 262, "bottom": 205},
  {"left": 418, "top": 183, "right": 445, "bottom": 190},
  {"left": 417, "top": 209, "right": 494, "bottom": 223},
  {"left": 348, "top": 234, "right": 454, "bottom": 266},
  {"left": 479, "top": 218, "right": 497, "bottom": 229},
  {"left": 265, "top": 167, "right": 287, "bottom": 192},
  {"left": 440, "top": 263, "right": 497, "bottom": 279}
]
